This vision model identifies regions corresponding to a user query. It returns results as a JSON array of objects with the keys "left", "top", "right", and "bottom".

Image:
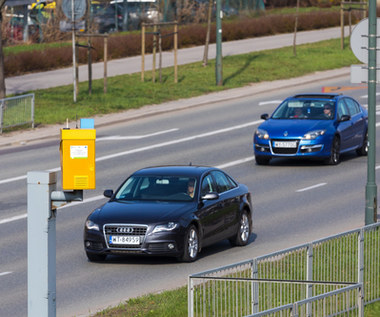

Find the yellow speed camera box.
[{"left": 60, "top": 129, "right": 96, "bottom": 190}]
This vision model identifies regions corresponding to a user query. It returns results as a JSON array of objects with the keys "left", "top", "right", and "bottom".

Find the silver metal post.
[{"left": 27, "top": 171, "right": 57, "bottom": 317}]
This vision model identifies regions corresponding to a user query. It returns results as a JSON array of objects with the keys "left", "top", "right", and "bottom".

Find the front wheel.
[
  {"left": 326, "top": 136, "right": 340, "bottom": 165},
  {"left": 179, "top": 225, "right": 199, "bottom": 262},
  {"left": 229, "top": 210, "right": 251, "bottom": 246}
]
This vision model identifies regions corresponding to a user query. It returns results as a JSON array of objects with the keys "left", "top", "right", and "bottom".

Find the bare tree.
[
  {"left": 0, "top": 0, "right": 6, "bottom": 98},
  {"left": 293, "top": 0, "right": 300, "bottom": 56},
  {"left": 202, "top": 0, "right": 213, "bottom": 66}
]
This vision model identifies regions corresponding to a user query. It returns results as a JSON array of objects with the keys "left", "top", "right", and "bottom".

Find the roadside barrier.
[
  {"left": 188, "top": 222, "right": 379, "bottom": 317},
  {"left": 0, "top": 93, "right": 34, "bottom": 134}
]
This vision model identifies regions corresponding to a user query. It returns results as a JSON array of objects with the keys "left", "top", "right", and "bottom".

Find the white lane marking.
[
  {"left": 217, "top": 157, "right": 255, "bottom": 169},
  {"left": 0, "top": 156, "right": 257, "bottom": 226},
  {"left": 360, "top": 93, "right": 380, "bottom": 99},
  {"left": 296, "top": 183, "right": 327, "bottom": 193},
  {"left": 0, "top": 121, "right": 261, "bottom": 185},
  {"left": 0, "top": 272, "right": 12, "bottom": 277},
  {"left": 258, "top": 100, "right": 282, "bottom": 106},
  {"left": 97, "top": 128, "right": 178, "bottom": 141}
]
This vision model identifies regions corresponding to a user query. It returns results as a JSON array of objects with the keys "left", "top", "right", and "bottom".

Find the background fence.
[
  {"left": 0, "top": 94, "right": 35, "bottom": 134},
  {"left": 188, "top": 222, "right": 379, "bottom": 317}
]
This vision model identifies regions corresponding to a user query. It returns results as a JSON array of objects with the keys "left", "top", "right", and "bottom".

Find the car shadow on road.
[
  {"left": 97, "top": 233, "right": 257, "bottom": 265},
  {"left": 260, "top": 152, "right": 365, "bottom": 167}
]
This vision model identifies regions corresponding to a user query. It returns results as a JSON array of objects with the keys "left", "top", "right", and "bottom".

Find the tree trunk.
[
  {"left": 202, "top": 0, "right": 213, "bottom": 66},
  {"left": 0, "top": 1, "right": 6, "bottom": 98}
]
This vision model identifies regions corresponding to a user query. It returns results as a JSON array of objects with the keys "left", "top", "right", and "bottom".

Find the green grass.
[{"left": 23, "top": 37, "right": 358, "bottom": 128}]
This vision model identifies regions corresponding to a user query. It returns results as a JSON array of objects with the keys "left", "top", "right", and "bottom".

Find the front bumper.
[
  {"left": 254, "top": 137, "right": 331, "bottom": 159},
  {"left": 84, "top": 225, "right": 187, "bottom": 258}
]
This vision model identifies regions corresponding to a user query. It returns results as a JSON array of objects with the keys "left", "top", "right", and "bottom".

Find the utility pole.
[
  {"left": 215, "top": 0, "right": 222, "bottom": 86},
  {"left": 365, "top": 0, "right": 377, "bottom": 225}
]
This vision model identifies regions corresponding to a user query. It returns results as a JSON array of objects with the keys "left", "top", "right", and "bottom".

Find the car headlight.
[
  {"left": 85, "top": 220, "right": 100, "bottom": 231},
  {"left": 152, "top": 222, "right": 178, "bottom": 234},
  {"left": 303, "top": 129, "right": 326, "bottom": 140},
  {"left": 255, "top": 129, "right": 269, "bottom": 140}
]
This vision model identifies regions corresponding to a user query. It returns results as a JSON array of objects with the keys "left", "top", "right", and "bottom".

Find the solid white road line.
[
  {"left": 0, "top": 272, "right": 12, "bottom": 277},
  {"left": 258, "top": 100, "right": 282, "bottom": 106},
  {"left": 296, "top": 183, "right": 327, "bottom": 193},
  {"left": 96, "top": 129, "right": 178, "bottom": 141}
]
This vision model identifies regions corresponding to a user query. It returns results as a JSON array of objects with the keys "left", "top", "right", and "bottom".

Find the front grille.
[
  {"left": 104, "top": 224, "right": 148, "bottom": 250},
  {"left": 271, "top": 139, "right": 299, "bottom": 155}
]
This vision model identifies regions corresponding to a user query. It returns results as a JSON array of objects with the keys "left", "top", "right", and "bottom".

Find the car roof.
[
  {"left": 132, "top": 165, "right": 217, "bottom": 177},
  {"left": 290, "top": 93, "right": 342, "bottom": 100}
]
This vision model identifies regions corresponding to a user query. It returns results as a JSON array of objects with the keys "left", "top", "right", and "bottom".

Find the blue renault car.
[{"left": 253, "top": 93, "right": 368, "bottom": 165}]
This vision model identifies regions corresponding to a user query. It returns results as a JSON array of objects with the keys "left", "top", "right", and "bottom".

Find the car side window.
[
  {"left": 337, "top": 100, "right": 349, "bottom": 120},
  {"left": 344, "top": 98, "right": 360, "bottom": 116},
  {"left": 201, "top": 174, "right": 215, "bottom": 196},
  {"left": 211, "top": 171, "right": 235, "bottom": 193}
]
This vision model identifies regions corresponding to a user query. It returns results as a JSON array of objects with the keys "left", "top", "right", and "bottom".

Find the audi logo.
[{"left": 116, "top": 227, "right": 134, "bottom": 233}]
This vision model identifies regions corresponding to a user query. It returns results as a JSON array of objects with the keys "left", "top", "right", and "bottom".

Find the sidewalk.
[{"left": 0, "top": 66, "right": 351, "bottom": 149}]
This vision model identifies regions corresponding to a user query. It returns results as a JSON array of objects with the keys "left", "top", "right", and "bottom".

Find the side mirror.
[
  {"left": 201, "top": 192, "right": 219, "bottom": 200},
  {"left": 339, "top": 115, "right": 351, "bottom": 122},
  {"left": 261, "top": 114, "right": 269, "bottom": 120},
  {"left": 103, "top": 189, "right": 114, "bottom": 198}
]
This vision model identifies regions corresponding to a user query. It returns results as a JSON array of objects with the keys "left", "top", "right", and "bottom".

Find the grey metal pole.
[
  {"left": 72, "top": 0, "right": 77, "bottom": 102},
  {"left": 215, "top": 0, "right": 222, "bottom": 86},
  {"left": 365, "top": 0, "right": 377, "bottom": 225},
  {"left": 27, "top": 171, "right": 57, "bottom": 317}
]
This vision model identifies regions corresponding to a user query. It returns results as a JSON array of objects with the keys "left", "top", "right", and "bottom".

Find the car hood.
[
  {"left": 94, "top": 200, "right": 196, "bottom": 224},
  {"left": 260, "top": 119, "right": 332, "bottom": 138}
]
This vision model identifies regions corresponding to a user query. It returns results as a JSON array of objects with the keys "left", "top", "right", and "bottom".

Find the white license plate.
[
  {"left": 109, "top": 235, "right": 140, "bottom": 245},
  {"left": 273, "top": 141, "right": 297, "bottom": 148}
]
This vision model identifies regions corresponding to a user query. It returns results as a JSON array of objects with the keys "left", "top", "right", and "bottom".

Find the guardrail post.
[
  {"left": 306, "top": 243, "right": 313, "bottom": 317},
  {"left": 188, "top": 276, "right": 194, "bottom": 317},
  {"left": 252, "top": 259, "right": 259, "bottom": 313}
]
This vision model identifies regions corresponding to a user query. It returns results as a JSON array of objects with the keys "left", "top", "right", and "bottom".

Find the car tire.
[
  {"left": 356, "top": 131, "right": 368, "bottom": 156},
  {"left": 179, "top": 225, "right": 199, "bottom": 262},
  {"left": 255, "top": 155, "right": 270, "bottom": 165},
  {"left": 86, "top": 252, "right": 107, "bottom": 262},
  {"left": 326, "top": 136, "right": 340, "bottom": 165},
  {"left": 229, "top": 210, "right": 251, "bottom": 247}
]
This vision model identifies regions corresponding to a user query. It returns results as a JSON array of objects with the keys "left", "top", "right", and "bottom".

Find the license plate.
[
  {"left": 273, "top": 141, "right": 297, "bottom": 148},
  {"left": 109, "top": 235, "right": 140, "bottom": 245}
]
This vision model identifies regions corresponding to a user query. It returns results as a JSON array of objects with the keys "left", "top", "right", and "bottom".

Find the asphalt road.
[{"left": 1, "top": 73, "right": 379, "bottom": 316}]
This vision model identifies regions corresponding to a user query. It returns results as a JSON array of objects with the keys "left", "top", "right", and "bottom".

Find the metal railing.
[
  {"left": 188, "top": 222, "right": 380, "bottom": 317},
  {"left": 0, "top": 94, "right": 35, "bottom": 133}
]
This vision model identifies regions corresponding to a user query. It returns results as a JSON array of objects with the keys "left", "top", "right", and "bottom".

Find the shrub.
[{"left": 4, "top": 9, "right": 361, "bottom": 77}]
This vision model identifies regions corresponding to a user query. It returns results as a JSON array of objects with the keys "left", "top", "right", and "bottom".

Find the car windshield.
[
  {"left": 114, "top": 175, "right": 197, "bottom": 202},
  {"left": 271, "top": 99, "right": 335, "bottom": 120}
]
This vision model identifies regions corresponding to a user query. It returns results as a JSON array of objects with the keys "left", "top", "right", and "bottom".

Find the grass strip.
[{"left": 26, "top": 37, "right": 357, "bottom": 128}]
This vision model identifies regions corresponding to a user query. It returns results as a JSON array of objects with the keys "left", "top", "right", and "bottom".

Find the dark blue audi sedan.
[
  {"left": 84, "top": 166, "right": 253, "bottom": 262},
  {"left": 253, "top": 93, "right": 368, "bottom": 165}
]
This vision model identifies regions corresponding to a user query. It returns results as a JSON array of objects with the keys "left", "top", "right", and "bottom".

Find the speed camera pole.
[{"left": 365, "top": 0, "right": 377, "bottom": 225}]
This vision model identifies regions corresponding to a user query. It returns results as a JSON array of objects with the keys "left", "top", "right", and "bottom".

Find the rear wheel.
[
  {"left": 179, "top": 225, "right": 199, "bottom": 262},
  {"left": 356, "top": 131, "right": 368, "bottom": 156},
  {"left": 229, "top": 210, "right": 251, "bottom": 246},
  {"left": 326, "top": 136, "right": 340, "bottom": 165},
  {"left": 255, "top": 155, "right": 270, "bottom": 165}
]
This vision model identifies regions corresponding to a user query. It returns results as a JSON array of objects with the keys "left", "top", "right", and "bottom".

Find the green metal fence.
[
  {"left": 0, "top": 94, "right": 35, "bottom": 133},
  {"left": 188, "top": 222, "right": 379, "bottom": 317}
]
